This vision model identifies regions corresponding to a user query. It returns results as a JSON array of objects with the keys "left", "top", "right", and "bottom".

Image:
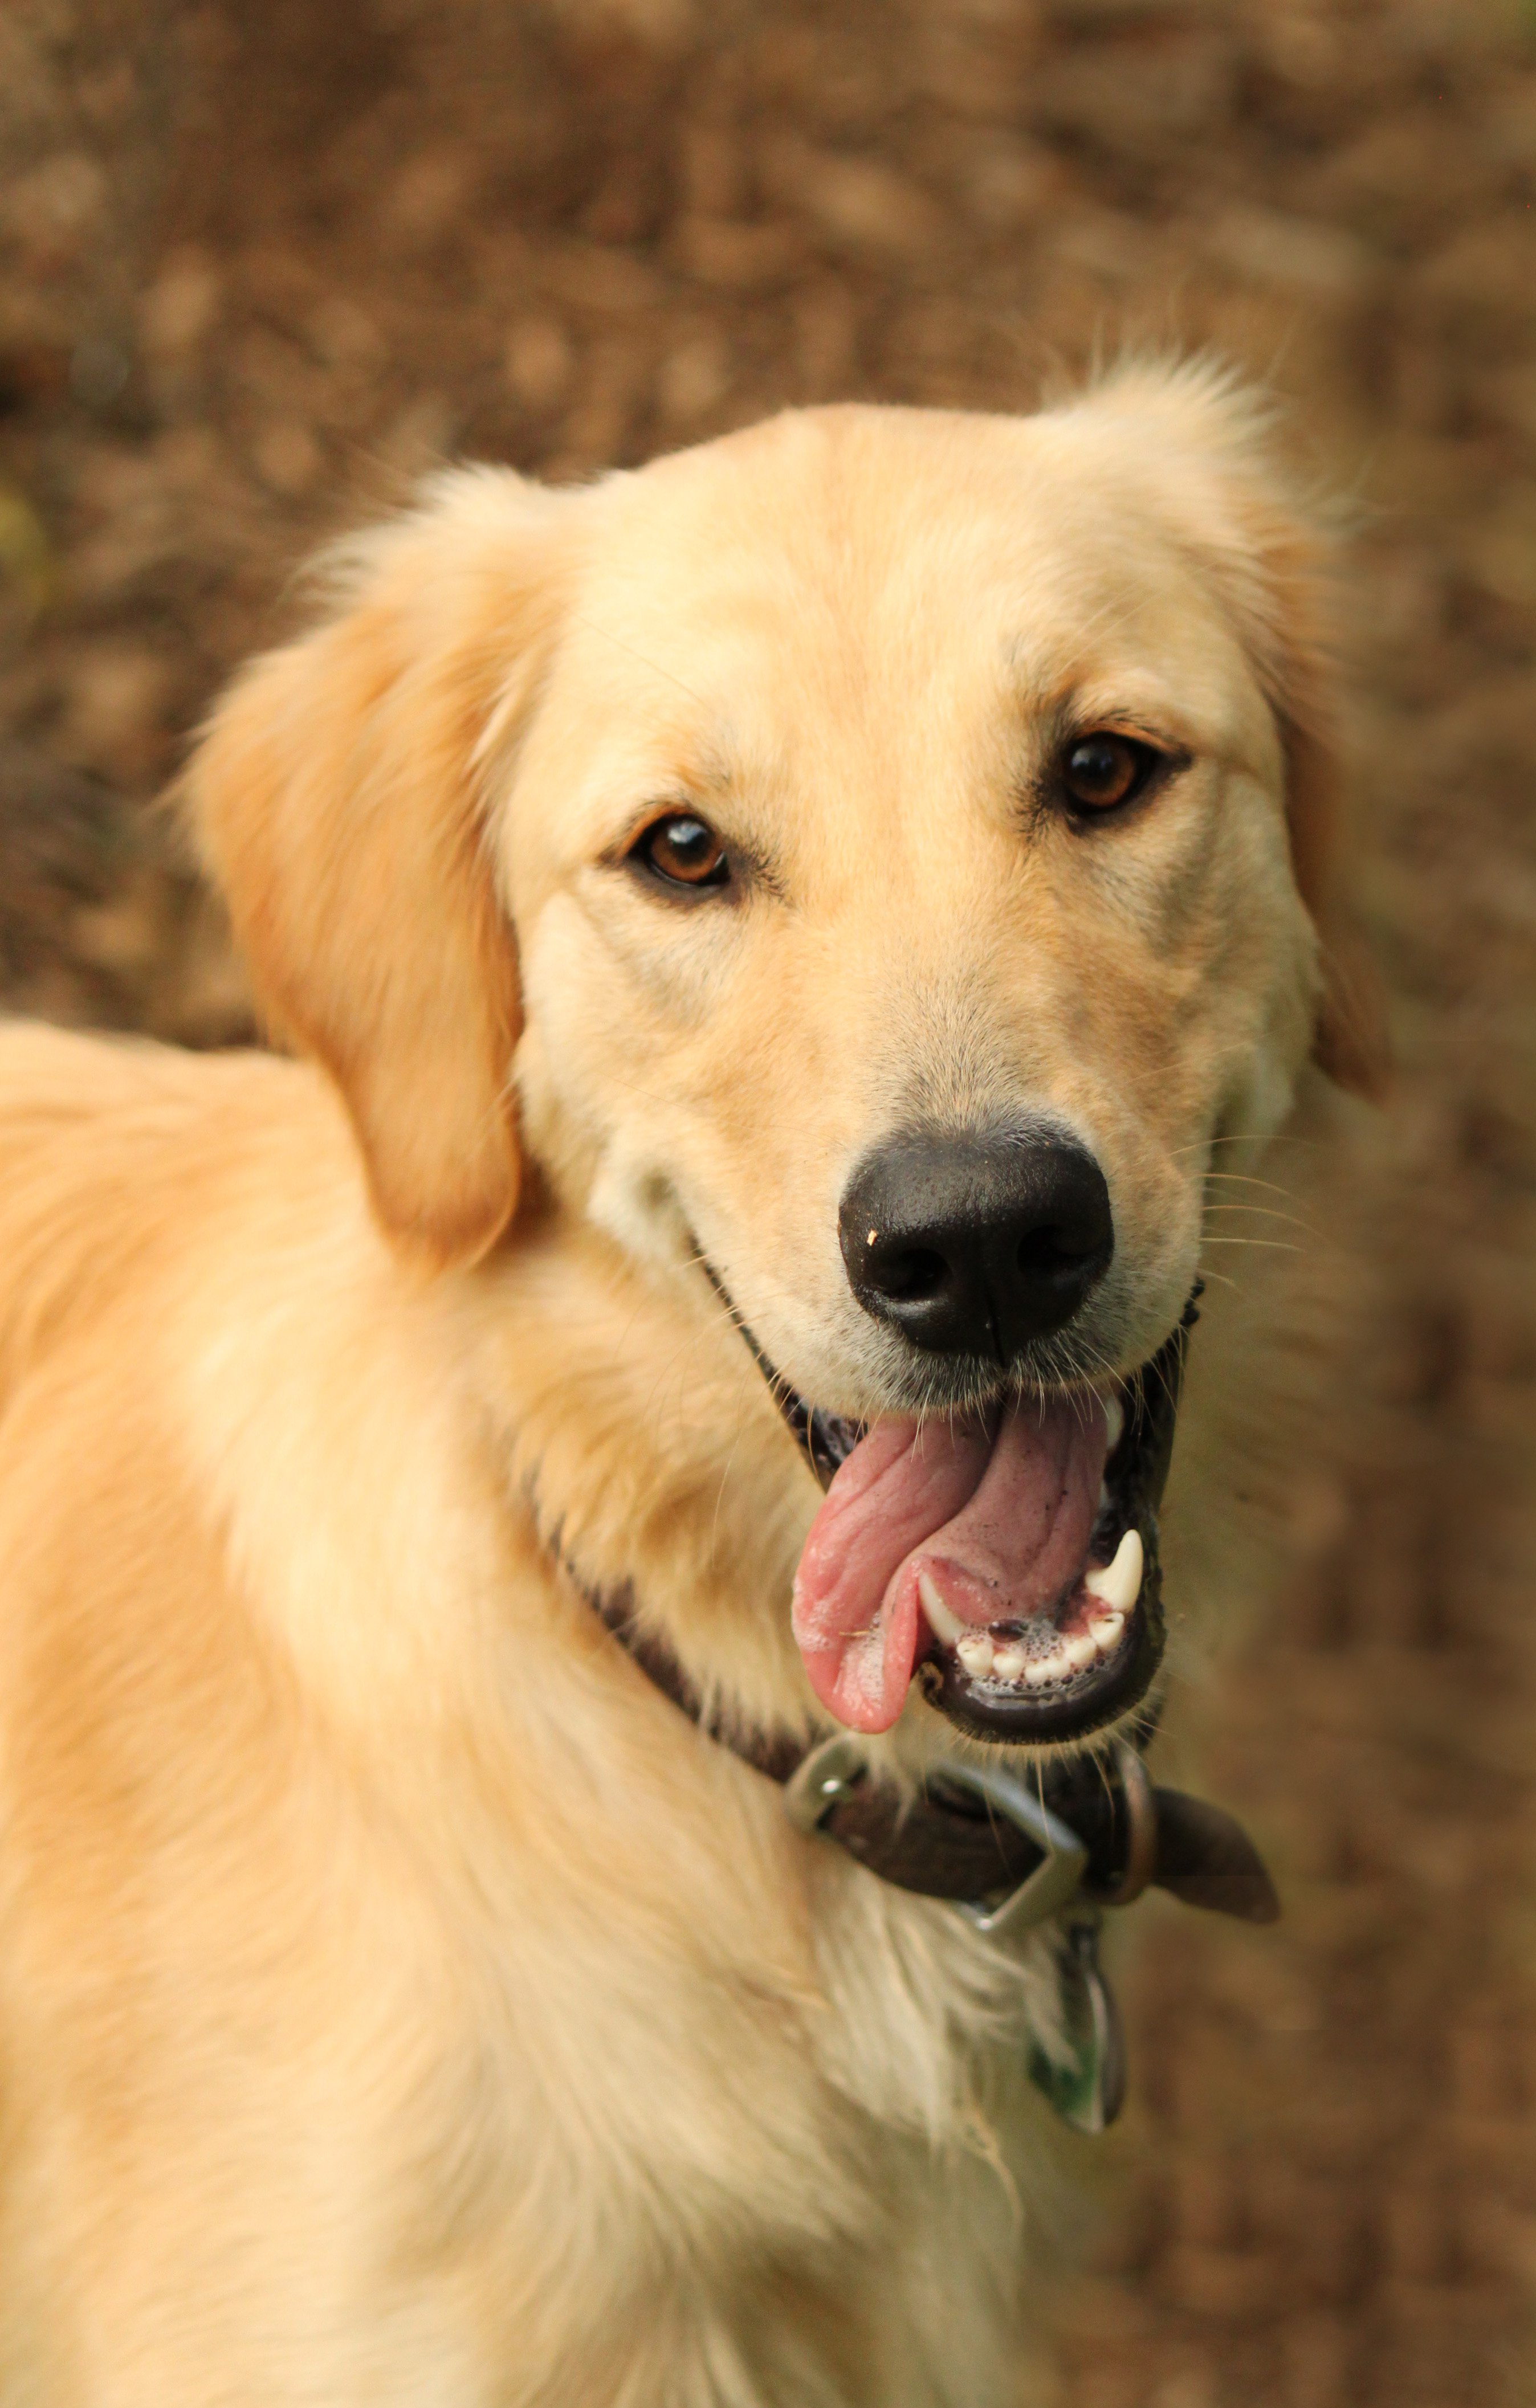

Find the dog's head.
[{"left": 190, "top": 366, "right": 1370, "bottom": 1752}]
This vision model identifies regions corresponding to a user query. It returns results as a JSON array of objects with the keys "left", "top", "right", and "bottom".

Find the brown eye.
[
  {"left": 631, "top": 813, "right": 731, "bottom": 892},
  {"left": 1061, "top": 733, "right": 1158, "bottom": 814}
]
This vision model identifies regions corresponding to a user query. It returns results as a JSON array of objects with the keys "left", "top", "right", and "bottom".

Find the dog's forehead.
[{"left": 558, "top": 403, "right": 1249, "bottom": 741}]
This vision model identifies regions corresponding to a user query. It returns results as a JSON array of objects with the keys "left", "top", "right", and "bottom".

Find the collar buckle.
[
  {"left": 931, "top": 1758, "right": 1089, "bottom": 1940},
  {"left": 785, "top": 1737, "right": 1089, "bottom": 1939}
]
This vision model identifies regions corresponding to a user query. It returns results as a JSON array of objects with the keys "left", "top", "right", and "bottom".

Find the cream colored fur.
[{"left": 0, "top": 371, "right": 1354, "bottom": 2406}]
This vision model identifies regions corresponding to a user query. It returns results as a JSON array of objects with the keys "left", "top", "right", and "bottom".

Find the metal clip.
[
  {"left": 937, "top": 1758, "right": 1089, "bottom": 1941},
  {"left": 783, "top": 1733, "right": 872, "bottom": 1831},
  {"left": 787, "top": 1742, "right": 1087, "bottom": 1942}
]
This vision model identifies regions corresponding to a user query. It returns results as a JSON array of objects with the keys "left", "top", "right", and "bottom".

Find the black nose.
[{"left": 838, "top": 1128, "right": 1114, "bottom": 1361}]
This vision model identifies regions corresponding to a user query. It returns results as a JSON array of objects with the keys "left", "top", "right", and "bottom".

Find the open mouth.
[{"left": 765, "top": 1305, "right": 1194, "bottom": 1748}]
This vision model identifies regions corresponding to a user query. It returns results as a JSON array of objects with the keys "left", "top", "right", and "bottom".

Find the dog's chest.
[{"left": 375, "top": 1745, "right": 1041, "bottom": 2406}]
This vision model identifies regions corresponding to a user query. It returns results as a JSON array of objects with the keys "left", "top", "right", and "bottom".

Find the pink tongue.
[{"left": 791, "top": 1396, "right": 1109, "bottom": 1734}]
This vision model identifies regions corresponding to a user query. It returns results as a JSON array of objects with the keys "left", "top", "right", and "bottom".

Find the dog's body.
[
  {"left": 0, "top": 377, "right": 1355, "bottom": 2404},
  {"left": 0, "top": 1028, "right": 1042, "bottom": 2405}
]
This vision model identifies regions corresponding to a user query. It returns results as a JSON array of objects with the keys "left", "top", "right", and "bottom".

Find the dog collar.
[{"left": 574, "top": 1566, "right": 1275, "bottom": 2132}]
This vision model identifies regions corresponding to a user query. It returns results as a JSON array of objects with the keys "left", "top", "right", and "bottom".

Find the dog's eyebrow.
[
  {"left": 566, "top": 609, "right": 711, "bottom": 713},
  {"left": 1013, "top": 665, "right": 1192, "bottom": 748},
  {"left": 1002, "top": 581, "right": 1157, "bottom": 685}
]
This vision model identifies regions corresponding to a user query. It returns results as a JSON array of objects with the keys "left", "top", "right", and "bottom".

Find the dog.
[{"left": 0, "top": 364, "right": 1362, "bottom": 2405}]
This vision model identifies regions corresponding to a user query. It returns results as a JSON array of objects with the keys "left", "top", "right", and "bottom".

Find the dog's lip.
[{"left": 917, "top": 1604, "right": 1155, "bottom": 1744}]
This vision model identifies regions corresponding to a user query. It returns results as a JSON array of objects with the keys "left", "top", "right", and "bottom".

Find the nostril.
[
  {"left": 875, "top": 1246, "right": 948, "bottom": 1303},
  {"left": 1016, "top": 1221, "right": 1102, "bottom": 1274}
]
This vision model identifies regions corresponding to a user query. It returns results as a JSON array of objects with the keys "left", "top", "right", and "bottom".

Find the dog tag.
[{"left": 1025, "top": 1914, "right": 1126, "bottom": 2134}]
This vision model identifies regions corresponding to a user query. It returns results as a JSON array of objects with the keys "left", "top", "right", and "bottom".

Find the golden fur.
[{"left": 0, "top": 369, "right": 1358, "bottom": 2404}]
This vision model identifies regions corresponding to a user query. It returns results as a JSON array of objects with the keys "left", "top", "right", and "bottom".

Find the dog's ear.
[
  {"left": 188, "top": 470, "right": 573, "bottom": 1267},
  {"left": 1270, "top": 715, "right": 1387, "bottom": 1100},
  {"left": 1197, "top": 439, "right": 1388, "bottom": 1103},
  {"left": 1065, "top": 362, "right": 1387, "bottom": 1097}
]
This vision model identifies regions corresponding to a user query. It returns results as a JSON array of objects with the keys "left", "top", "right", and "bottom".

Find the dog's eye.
[
  {"left": 1060, "top": 734, "right": 1159, "bottom": 814},
  {"left": 630, "top": 813, "right": 731, "bottom": 892}
]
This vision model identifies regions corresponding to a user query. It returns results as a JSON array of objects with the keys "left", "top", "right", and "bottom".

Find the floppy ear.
[
  {"left": 1270, "top": 715, "right": 1387, "bottom": 1100},
  {"left": 1068, "top": 361, "right": 1387, "bottom": 1098},
  {"left": 1200, "top": 451, "right": 1388, "bottom": 1103},
  {"left": 187, "top": 469, "right": 572, "bottom": 1267}
]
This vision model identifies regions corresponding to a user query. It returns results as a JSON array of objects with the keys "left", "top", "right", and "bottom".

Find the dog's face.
[
  {"left": 192, "top": 372, "right": 1354, "bottom": 1752},
  {"left": 510, "top": 402, "right": 1317, "bottom": 1411}
]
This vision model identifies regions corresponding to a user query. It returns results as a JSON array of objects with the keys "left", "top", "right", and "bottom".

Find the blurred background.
[{"left": 2, "top": 1, "right": 1534, "bottom": 2401}]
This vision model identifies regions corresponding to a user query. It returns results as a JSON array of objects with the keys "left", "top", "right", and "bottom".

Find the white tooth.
[
  {"left": 1102, "top": 1393, "right": 1125, "bottom": 1452},
  {"left": 918, "top": 1570, "right": 966, "bottom": 1647},
  {"left": 1093, "top": 1610, "right": 1126, "bottom": 1652},
  {"left": 1082, "top": 1527, "right": 1144, "bottom": 1616},
  {"left": 1063, "top": 1630, "right": 1098, "bottom": 1672},
  {"left": 992, "top": 1643, "right": 1028, "bottom": 1680},
  {"left": 1024, "top": 1655, "right": 1060, "bottom": 1688},
  {"left": 1097, "top": 1480, "right": 1111, "bottom": 1515},
  {"left": 956, "top": 1632, "right": 996, "bottom": 1679}
]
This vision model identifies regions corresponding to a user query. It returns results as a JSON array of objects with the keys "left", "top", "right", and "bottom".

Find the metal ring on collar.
[{"left": 1094, "top": 1742, "right": 1157, "bottom": 1908}]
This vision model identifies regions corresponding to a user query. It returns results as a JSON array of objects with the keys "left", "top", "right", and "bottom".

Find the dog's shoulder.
[{"left": 0, "top": 1022, "right": 354, "bottom": 1401}]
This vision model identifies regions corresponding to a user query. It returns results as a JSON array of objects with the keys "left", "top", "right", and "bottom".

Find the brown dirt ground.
[{"left": 2, "top": 3, "right": 1535, "bottom": 2402}]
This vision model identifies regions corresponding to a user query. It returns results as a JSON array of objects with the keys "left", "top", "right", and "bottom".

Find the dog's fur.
[{"left": 0, "top": 370, "right": 1356, "bottom": 2405}]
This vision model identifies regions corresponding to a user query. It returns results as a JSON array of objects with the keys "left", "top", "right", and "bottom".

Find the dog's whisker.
[{"left": 1199, "top": 1236, "right": 1302, "bottom": 1254}]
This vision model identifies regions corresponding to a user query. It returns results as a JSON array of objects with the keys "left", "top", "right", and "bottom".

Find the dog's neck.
[{"left": 459, "top": 1214, "right": 828, "bottom": 1756}]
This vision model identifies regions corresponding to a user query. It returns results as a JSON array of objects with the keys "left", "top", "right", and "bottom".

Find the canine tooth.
[
  {"left": 1082, "top": 1527, "right": 1144, "bottom": 1616},
  {"left": 1102, "top": 1394, "right": 1125, "bottom": 1452},
  {"left": 956, "top": 1632, "right": 996, "bottom": 1680},
  {"left": 1062, "top": 1630, "right": 1098, "bottom": 1672},
  {"left": 992, "top": 1643, "right": 1028, "bottom": 1680},
  {"left": 917, "top": 1570, "right": 966, "bottom": 1648}
]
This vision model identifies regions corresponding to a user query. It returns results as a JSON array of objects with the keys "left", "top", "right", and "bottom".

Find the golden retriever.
[{"left": 0, "top": 365, "right": 1359, "bottom": 2405}]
